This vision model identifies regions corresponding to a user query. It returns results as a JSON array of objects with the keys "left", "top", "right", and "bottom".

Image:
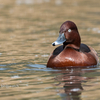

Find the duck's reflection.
[{"left": 52, "top": 68, "right": 95, "bottom": 100}]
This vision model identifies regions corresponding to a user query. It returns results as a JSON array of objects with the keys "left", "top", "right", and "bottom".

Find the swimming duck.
[{"left": 47, "top": 21, "right": 99, "bottom": 68}]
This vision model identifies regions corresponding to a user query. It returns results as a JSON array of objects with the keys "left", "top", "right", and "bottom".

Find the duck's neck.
[
  {"left": 64, "top": 44, "right": 80, "bottom": 51},
  {"left": 63, "top": 35, "right": 81, "bottom": 50}
]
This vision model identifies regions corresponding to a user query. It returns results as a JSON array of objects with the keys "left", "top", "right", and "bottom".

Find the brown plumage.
[{"left": 47, "top": 21, "right": 99, "bottom": 68}]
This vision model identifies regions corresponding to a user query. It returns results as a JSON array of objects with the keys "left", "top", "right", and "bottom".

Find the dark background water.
[{"left": 0, "top": 0, "right": 100, "bottom": 100}]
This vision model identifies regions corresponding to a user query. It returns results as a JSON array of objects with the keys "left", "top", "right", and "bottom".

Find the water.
[{"left": 0, "top": 0, "right": 100, "bottom": 100}]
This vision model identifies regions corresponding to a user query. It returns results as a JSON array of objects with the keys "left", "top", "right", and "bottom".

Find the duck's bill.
[{"left": 52, "top": 33, "right": 66, "bottom": 46}]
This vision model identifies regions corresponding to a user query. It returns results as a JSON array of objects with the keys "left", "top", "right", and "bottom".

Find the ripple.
[{"left": 26, "top": 64, "right": 59, "bottom": 72}]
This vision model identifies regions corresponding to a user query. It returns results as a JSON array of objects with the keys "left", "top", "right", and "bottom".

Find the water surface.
[{"left": 0, "top": 0, "right": 100, "bottom": 100}]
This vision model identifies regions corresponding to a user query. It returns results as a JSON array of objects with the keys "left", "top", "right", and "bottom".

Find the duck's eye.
[{"left": 68, "top": 29, "right": 71, "bottom": 32}]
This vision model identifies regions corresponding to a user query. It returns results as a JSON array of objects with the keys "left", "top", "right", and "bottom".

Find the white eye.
[{"left": 68, "top": 29, "right": 71, "bottom": 32}]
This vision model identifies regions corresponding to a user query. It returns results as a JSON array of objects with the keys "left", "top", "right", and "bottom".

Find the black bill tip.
[{"left": 52, "top": 43, "right": 55, "bottom": 46}]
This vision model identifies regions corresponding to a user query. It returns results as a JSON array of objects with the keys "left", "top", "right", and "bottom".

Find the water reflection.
[
  {"left": 51, "top": 68, "right": 97, "bottom": 100},
  {"left": 0, "top": 62, "right": 100, "bottom": 99}
]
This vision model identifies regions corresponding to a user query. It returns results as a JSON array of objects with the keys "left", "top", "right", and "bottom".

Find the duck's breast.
[{"left": 47, "top": 47, "right": 97, "bottom": 68}]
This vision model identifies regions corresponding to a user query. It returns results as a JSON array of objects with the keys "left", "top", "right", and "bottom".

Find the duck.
[{"left": 47, "top": 21, "right": 99, "bottom": 68}]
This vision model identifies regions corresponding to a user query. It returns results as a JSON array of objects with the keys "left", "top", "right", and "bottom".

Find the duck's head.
[{"left": 52, "top": 21, "right": 81, "bottom": 50}]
